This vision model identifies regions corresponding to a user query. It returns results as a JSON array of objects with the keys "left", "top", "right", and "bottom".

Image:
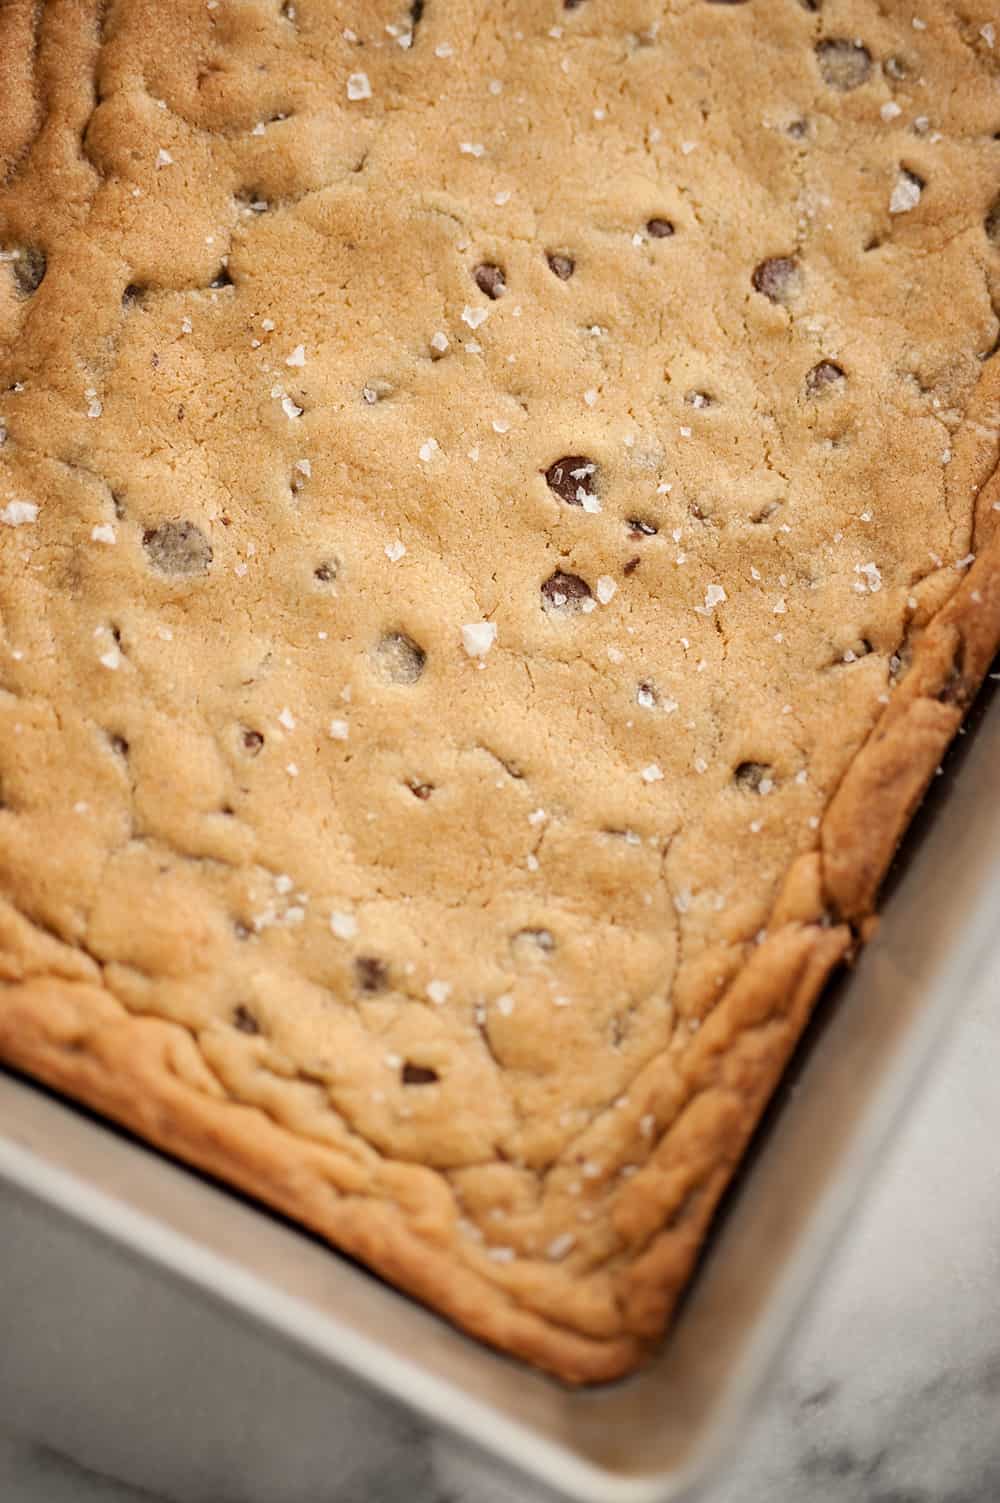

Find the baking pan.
[{"left": 1, "top": 678, "right": 998, "bottom": 1503}]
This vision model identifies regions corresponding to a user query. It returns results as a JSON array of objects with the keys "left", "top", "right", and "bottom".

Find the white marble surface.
[{"left": 1, "top": 979, "right": 997, "bottom": 1503}]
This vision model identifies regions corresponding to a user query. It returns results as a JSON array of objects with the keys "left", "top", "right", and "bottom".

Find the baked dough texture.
[{"left": 0, "top": 0, "right": 998, "bottom": 1382}]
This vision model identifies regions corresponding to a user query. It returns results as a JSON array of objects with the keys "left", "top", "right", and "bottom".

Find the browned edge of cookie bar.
[{"left": 2, "top": 352, "right": 997, "bottom": 1385}]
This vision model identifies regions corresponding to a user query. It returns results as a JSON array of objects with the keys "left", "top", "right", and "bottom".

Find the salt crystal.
[
  {"left": 889, "top": 169, "right": 923, "bottom": 214},
  {"left": 281, "top": 395, "right": 302, "bottom": 419},
  {"left": 99, "top": 647, "right": 121, "bottom": 670},
  {"left": 418, "top": 437, "right": 439, "bottom": 462},
  {"left": 385, "top": 539, "right": 406, "bottom": 562},
  {"left": 461, "top": 305, "right": 488, "bottom": 329},
  {"left": 285, "top": 344, "right": 306, "bottom": 367},
  {"left": 328, "top": 720, "right": 349, "bottom": 740},
  {"left": 699, "top": 583, "right": 726, "bottom": 613},
  {"left": 91, "top": 524, "right": 116, "bottom": 544},
  {"left": 155, "top": 148, "right": 173, "bottom": 168},
  {"left": 461, "top": 621, "right": 497, "bottom": 657},
  {"left": 641, "top": 763, "right": 664, "bottom": 783},
  {"left": 546, "top": 1234, "right": 576, "bottom": 1261},
  {"left": 330, "top": 911, "right": 358, "bottom": 940},
  {"left": 596, "top": 576, "right": 617, "bottom": 604},
  {"left": 430, "top": 331, "right": 449, "bottom": 353},
  {"left": 459, "top": 141, "right": 485, "bottom": 157},
  {"left": 346, "top": 72, "right": 372, "bottom": 101},
  {"left": 427, "top": 979, "right": 452, "bottom": 1005},
  {"left": 278, "top": 707, "right": 296, "bottom": 730},
  {"left": 880, "top": 101, "right": 902, "bottom": 121},
  {"left": 1, "top": 500, "right": 38, "bottom": 526}
]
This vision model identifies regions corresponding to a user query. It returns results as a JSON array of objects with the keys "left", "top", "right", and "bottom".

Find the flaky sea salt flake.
[
  {"left": 330, "top": 911, "right": 358, "bottom": 940},
  {"left": 346, "top": 72, "right": 372, "bottom": 101},
  {"left": 461, "top": 621, "right": 497, "bottom": 657},
  {"left": 1, "top": 500, "right": 37, "bottom": 526}
]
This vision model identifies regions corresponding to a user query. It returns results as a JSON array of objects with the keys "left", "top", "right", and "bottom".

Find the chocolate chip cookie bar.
[{"left": 0, "top": 0, "right": 998, "bottom": 1382}]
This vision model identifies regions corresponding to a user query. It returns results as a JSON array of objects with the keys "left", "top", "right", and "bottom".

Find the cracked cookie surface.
[{"left": 0, "top": 0, "right": 998, "bottom": 1382}]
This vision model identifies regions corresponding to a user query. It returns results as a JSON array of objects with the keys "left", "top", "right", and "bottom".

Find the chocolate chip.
[
  {"left": 10, "top": 247, "right": 46, "bottom": 297},
  {"left": 473, "top": 262, "right": 506, "bottom": 299},
  {"left": 646, "top": 217, "right": 675, "bottom": 238},
  {"left": 734, "top": 761, "right": 773, "bottom": 792},
  {"left": 233, "top": 1004, "right": 260, "bottom": 1035},
  {"left": 752, "top": 256, "right": 802, "bottom": 304},
  {"left": 402, "top": 1062, "right": 439, "bottom": 1085},
  {"left": 407, "top": 779, "right": 434, "bottom": 799},
  {"left": 373, "top": 631, "right": 426, "bottom": 684},
  {"left": 545, "top": 455, "right": 598, "bottom": 506},
  {"left": 815, "top": 39, "right": 872, "bottom": 91},
  {"left": 986, "top": 194, "right": 1000, "bottom": 247},
  {"left": 242, "top": 728, "right": 264, "bottom": 755},
  {"left": 627, "top": 517, "right": 658, "bottom": 536},
  {"left": 623, "top": 555, "right": 641, "bottom": 575},
  {"left": 541, "top": 570, "right": 592, "bottom": 612},
  {"left": 142, "top": 520, "right": 213, "bottom": 576},
  {"left": 805, "top": 360, "right": 845, "bottom": 395},
  {"left": 546, "top": 252, "right": 575, "bottom": 280},
  {"left": 355, "top": 955, "right": 389, "bottom": 993}
]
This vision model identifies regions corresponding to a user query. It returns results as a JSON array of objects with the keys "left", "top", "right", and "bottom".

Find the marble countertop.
[{"left": 2, "top": 980, "right": 997, "bottom": 1503}]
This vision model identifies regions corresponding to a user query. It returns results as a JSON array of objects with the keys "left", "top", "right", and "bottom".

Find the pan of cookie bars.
[
  {"left": 2, "top": 675, "right": 999, "bottom": 1503},
  {"left": 2, "top": 0, "right": 1000, "bottom": 1498}
]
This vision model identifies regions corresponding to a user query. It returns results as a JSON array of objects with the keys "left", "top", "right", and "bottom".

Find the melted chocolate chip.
[
  {"left": 122, "top": 283, "right": 146, "bottom": 309},
  {"left": 109, "top": 733, "right": 129, "bottom": 758},
  {"left": 142, "top": 520, "right": 213, "bottom": 576},
  {"left": 806, "top": 360, "right": 845, "bottom": 395},
  {"left": 473, "top": 262, "right": 506, "bottom": 299},
  {"left": 313, "top": 560, "right": 339, "bottom": 585},
  {"left": 11, "top": 247, "right": 46, "bottom": 297},
  {"left": 541, "top": 570, "right": 592, "bottom": 612},
  {"left": 355, "top": 955, "right": 389, "bottom": 993},
  {"left": 646, "top": 217, "right": 675, "bottom": 238},
  {"left": 545, "top": 455, "right": 598, "bottom": 506},
  {"left": 407, "top": 779, "right": 434, "bottom": 800},
  {"left": 752, "top": 256, "right": 802, "bottom": 304},
  {"left": 233, "top": 1004, "right": 260, "bottom": 1035},
  {"left": 986, "top": 194, "right": 1000, "bottom": 247},
  {"left": 402, "top": 1062, "right": 439, "bottom": 1085},
  {"left": 209, "top": 264, "right": 234, "bottom": 289},
  {"left": 374, "top": 632, "right": 427, "bottom": 684},
  {"left": 734, "top": 761, "right": 772, "bottom": 792},
  {"left": 815, "top": 39, "right": 872, "bottom": 91},
  {"left": 242, "top": 728, "right": 264, "bottom": 755},
  {"left": 546, "top": 252, "right": 575, "bottom": 280}
]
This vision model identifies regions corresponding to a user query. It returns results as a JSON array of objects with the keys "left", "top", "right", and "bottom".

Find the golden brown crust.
[{"left": 1, "top": 0, "right": 999, "bottom": 1383}]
